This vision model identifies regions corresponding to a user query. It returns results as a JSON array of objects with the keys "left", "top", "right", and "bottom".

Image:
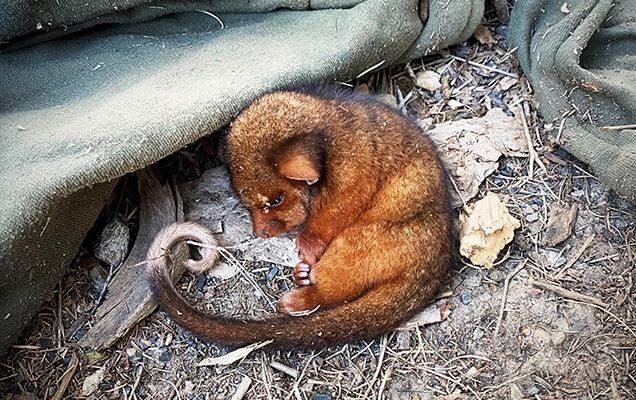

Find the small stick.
[
  {"left": 520, "top": 101, "right": 548, "bottom": 178},
  {"left": 533, "top": 280, "right": 609, "bottom": 308},
  {"left": 58, "top": 280, "right": 63, "bottom": 348},
  {"left": 599, "top": 124, "right": 636, "bottom": 131},
  {"left": 554, "top": 234, "right": 595, "bottom": 279},
  {"left": 419, "top": 365, "right": 482, "bottom": 399},
  {"left": 130, "top": 365, "right": 144, "bottom": 400},
  {"left": 555, "top": 118, "right": 566, "bottom": 144},
  {"left": 356, "top": 60, "right": 386, "bottom": 78},
  {"left": 363, "top": 334, "right": 388, "bottom": 399},
  {"left": 270, "top": 361, "right": 298, "bottom": 379},
  {"left": 567, "top": 300, "right": 636, "bottom": 338},
  {"left": 231, "top": 376, "right": 253, "bottom": 400},
  {"left": 450, "top": 55, "right": 518, "bottom": 78},
  {"left": 159, "top": 378, "right": 181, "bottom": 400},
  {"left": 377, "top": 363, "right": 394, "bottom": 400},
  {"left": 494, "top": 261, "right": 527, "bottom": 336},
  {"left": 51, "top": 352, "right": 78, "bottom": 400}
]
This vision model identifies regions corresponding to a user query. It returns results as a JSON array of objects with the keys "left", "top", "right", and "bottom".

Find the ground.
[{"left": 1, "top": 6, "right": 635, "bottom": 400}]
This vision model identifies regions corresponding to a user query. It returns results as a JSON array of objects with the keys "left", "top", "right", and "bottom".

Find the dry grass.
[{"left": 2, "top": 5, "right": 636, "bottom": 400}]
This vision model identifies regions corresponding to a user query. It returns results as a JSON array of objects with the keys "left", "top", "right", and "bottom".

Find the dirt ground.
[{"left": 2, "top": 6, "right": 635, "bottom": 400}]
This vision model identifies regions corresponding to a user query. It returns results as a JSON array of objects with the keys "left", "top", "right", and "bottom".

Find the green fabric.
[
  {"left": 0, "top": 0, "right": 483, "bottom": 354},
  {"left": 510, "top": 0, "right": 636, "bottom": 202}
]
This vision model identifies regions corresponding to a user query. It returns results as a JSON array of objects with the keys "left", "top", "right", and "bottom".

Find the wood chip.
[
  {"left": 532, "top": 279, "right": 609, "bottom": 308},
  {"left": 544, "top": 203, "right": 578, "bottom": 247}
]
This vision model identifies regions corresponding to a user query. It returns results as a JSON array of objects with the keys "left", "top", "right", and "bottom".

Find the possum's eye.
[{"left": 266, "top": 194, "right": 284, "bottom": 208}]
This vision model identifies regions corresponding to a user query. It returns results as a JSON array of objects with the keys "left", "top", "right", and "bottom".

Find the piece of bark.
[
  {"left": 79, "top": 168, "right": 184, "bottom": 350},
  {"left": 544, "top": 203, "right": 578, "bottom": 247}
]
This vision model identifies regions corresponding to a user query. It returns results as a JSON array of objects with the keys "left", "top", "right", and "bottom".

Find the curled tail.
[{"left": 146, "top": 222, "right": 446, "bottom": 349}]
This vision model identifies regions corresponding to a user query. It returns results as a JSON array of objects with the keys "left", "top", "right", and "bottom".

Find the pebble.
[
  {"left": 165, "top": 332, "right": 173, "bottom": 347},
  {"left": 473, "top": 327, "right": 484, "bottom": 341},
  {"left": 139, "top": 339, "right": 151, "bottom": 350},
  {"left": 531, "top": 197, "right": 543, "bottom": 207},
  {"left": 614, "top": 217, "right": 628, "bottom": 229},
  {"left": 267, "top": 266, "right": 279, "bottom": 281},
  {"left": 527, "top": 385, "right": 540, "bottom": 396},
  {"left": 313, "top": 394, "right": 331, "bottom": 400},
  {"left": 460, "top": 292, "right": 472, "bottom": 304},
  {"left": 159, "top": 350, "right": 170, "bottom": 362},
  {"left": 499, "top": 161, "right": 513, "bottom": 176},
  {"left": 508, "top": 186, "right": 520, "bottom": 195},
  {"left": 46, "top": 350, "right": 57, "bottom": 362},
  {"left": 492, "top": 177, "right": 503, "bottom": 186},
  {"left": 74, "top": 329, "right": 87, "bottom": 341},
  {"left": 525, "top": 211, "right": 539, "bottom": 223},
  {"left": 197, "top": 274, "right": 206, "bottom": 291}
]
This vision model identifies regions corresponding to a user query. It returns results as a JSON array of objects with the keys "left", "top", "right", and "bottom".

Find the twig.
[
  {"left": 554, "top": 234, "right": 595, "bottom": 279},
  {"left": 261, "top": 355, "right": 273, "bottom": 400},
  {"left": 419, "top": 365, "right": 482, "bottom": 399},
  {"left": 58, "top": 279, "right": 63, "bottom": 348},
  {"left": 484, "top": 372, "right": 534, "bottom": 391},
  {"left": 555, "top": 118, "right": 566, "bottom": 144},
  {"left": 160, "top": 379, "right": 181, "bottom": 400},
  {"left": 520, "top": 101, "right": 548, "bottom": 178},
  {"left": 51, "top": 352, "right": 78, "bottom": 400},
  {"left": 231, "top": 376, "right": 252, "bottom": 400},
  {"left": 91, "top": 260, "right": 124, "bottom": 314},
  {"left": 599, "top": 124, "right": 636, "bottom": 131},
  {"left": 494, "top": 261, "right": 527, "bottom": 336},
  {"left": 189, "top": 241, "right": 277, "bottom": 311},
  {"left": 567, "top": 300, "right": 636, "bottom": 339},
  {"left": 357, "top": 60, "right": 386, "bottom": 78},
  {"left": 363, "top": 334, "right": 387, "bottom": 398},
  {"left": 533, "top": 280, "right": 609, "bottom": 308},
  {"left": 130, "top": 365, "right": 144, "bottom": 400},
  {"left": 450, "top": 55, "right": 518, "bottom": 78},
  {"left": 377, "top": 363, "right": 393, "bottom": 400},
  {"left": 271, "top": 361, "right": 298, "bottom": 379}
]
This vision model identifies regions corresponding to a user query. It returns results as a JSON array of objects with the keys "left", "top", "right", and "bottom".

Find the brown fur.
[{"left": 147, "top": 90, "right": 452, "bottom": 348}]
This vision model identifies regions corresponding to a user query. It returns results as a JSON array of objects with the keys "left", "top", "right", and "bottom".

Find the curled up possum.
[{"left": 146, "top": 88, "right": 453, "bottom": 349}]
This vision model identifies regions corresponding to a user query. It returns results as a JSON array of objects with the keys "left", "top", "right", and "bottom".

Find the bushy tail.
[{"left": 146, "top": 223, "right": 445, "bottom": 349}]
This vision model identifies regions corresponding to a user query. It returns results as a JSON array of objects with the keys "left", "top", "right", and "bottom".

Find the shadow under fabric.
[
  {"left": 510, "top": 0, "right": 636, "bottom": 203},
  {"left": 0, "top": 0, "right": 483, "bottom": 354}
]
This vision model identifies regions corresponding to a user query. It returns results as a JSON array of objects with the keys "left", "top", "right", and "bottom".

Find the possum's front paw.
[
  {"left": 296, "top": 230, "right": 327, "bottom": 266},
  {"left": 293, "top": 263, "right": 313, "bottom": 286},
  {"left": 278, "top": 287, "right": 320, "bottom": 314}
]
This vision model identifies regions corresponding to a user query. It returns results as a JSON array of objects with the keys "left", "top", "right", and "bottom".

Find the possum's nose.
[{"left": 254, "top": 228, "right": 270, "bottom": 238}]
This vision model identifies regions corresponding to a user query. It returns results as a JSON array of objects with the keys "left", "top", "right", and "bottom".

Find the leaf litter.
[{"left": 2, "top": 4, "right": 636, "bottom": 400}]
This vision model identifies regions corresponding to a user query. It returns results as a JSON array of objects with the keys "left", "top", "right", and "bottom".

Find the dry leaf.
[
  {"left": 473, "top": 23, "right": 495, "bottom": 45},
  {"left": 499, "top": 76, "right": 518, "bottom": 91},
  {"left": 544, "top": 203, "right": 578, "bottom": 247},
  {"left": 197, "top": 340, "right": 272, "bottom": 366},
  {"left": 459, "top": 192, "right": 521, "bottom": 269},
  {"left": 425, "top": 108, "right": 528, "bottom": 206}
]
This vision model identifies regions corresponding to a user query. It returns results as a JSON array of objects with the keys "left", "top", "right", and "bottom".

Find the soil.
[{"left": 1, "top": 6, "right": 635, "bottom": 400}]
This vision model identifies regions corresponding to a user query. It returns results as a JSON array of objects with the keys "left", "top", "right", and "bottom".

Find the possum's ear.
[
  {"left": 275, "top": 135, "right": 322, "bottom": 185},
  {"left": 278, "top": 153, "right": 320, "bottom": 185}
]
